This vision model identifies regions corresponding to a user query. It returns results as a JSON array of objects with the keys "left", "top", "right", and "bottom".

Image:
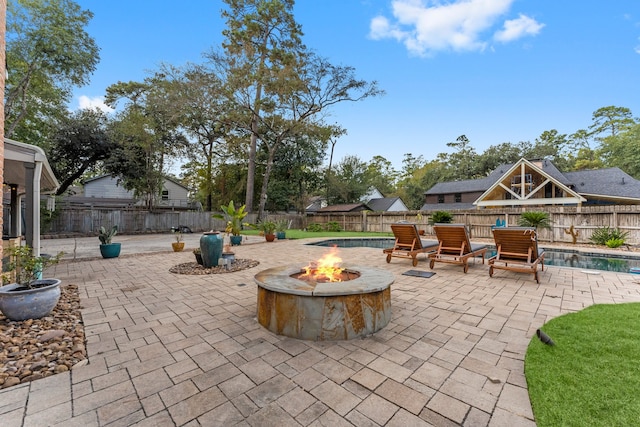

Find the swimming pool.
[{"left": 307, "top": 238, "right": 640, "bottom": 273}]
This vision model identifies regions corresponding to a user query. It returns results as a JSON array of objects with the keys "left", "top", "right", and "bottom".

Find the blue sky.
[{"left": 72, "top": 0, "right": 640, "bottom": 172}]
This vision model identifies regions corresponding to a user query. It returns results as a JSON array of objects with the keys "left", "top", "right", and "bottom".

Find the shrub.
[
  {"left": 518, "top": 211, "right": 551, "bottom": 229},
  {"left": 325, "top": 221, "right": 342, "bottom": 232},
  {"left": 307, "top": 223, "right": 324, "bottom": 232},
  {"left": 590, "top": 226, "right": 628, "bottom": 246},
  {"left": 429, "top": 211, "right": 453, "bottom": 224},
  {"left": 606, "top": 238, "right": 625, "bottom": 248}
]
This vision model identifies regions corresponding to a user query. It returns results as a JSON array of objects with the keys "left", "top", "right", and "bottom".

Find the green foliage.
[
  {"left": 98, "top": 225, "right": 118, "bottom": 245},
  {"left": 5, "top": 0, "right": 99, "bottom": 141},
  {"left": 325, "top": 222, "right": 342, "bottom": 232},
  {"left": 4, "top": 245, "right": 63, "bottom": 286},
  {"left": 307, "top": 223, "right": 324, "bottom": 232},
  {"left": 526, "top": 303, "right": 640, "bottom": 426},
  {"left": 429, "top": 211, "right": 454, "bottom": 224},
  {"left": 606, "top": 238, "right": 625, "bottom": 248},
  {"left": 213, "top": 201, "right": 248, "bottom": 236},
  {"left": 518, "top": 211, "right": 552, "bottom": 229},
  {"left": 256, "top": 220, "right": 277, "bottom": 234},
  {"left": 275, "top": 219, "right": 289, "bottom": 232},
  {"left": 590, "top": 226, "right": 628, "bottom": 246}
]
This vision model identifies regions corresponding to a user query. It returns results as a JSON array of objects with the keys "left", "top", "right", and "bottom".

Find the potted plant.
[
  {"left": 0, "top": 245, "right": 63, "bottom": 321},
  {"left": 258, "top": 220, "right": 277, "bottom": 242},
  {"left": 193, "top": 248, "right": 203, "bottom": 265},
  {"left": 99, "top": 225, "right": 121, "bottom": 258},
  {"left": 172, "top": 231, "right": 184, "bottom": 252},
  {"left": 275, "top": 219, "right": 288, "bottom": 240},
  {"left": 213, "top": 201, "right": 248, "bottom": 246}
]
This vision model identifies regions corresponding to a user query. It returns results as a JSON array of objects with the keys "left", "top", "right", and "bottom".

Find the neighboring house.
[
  {"left": 361, "top": 187, "right": 409, "bottom": 212},
  {"left": 315, "top": 203, "right": 371, "bottom": 213},
  {"left": 367, "top": 197, "right": 408, "bottom": 212},
  {"left": 305, "top": 196, "right": 327, "bottom": 213},
  {"left": 3, "top": 138, "right": 60, "bottom": 256},
  {"left": 421, "top": 158, "right": 640, "bottom": 210},
  {"left": 66, "top": 175, "right": 194, "bottom": 209}
]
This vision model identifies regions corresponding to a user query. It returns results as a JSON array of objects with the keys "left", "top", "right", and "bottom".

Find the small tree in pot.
[
  {"left": 213, "top": 201, "right": 248, "bottom": 246},
  {"left": 0, "top": 245, "right": 63, "bottom": 321}
]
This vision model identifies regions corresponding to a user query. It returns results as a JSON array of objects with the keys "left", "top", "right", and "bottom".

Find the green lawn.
[
  {"left": 240, "top": 229, "right": 393, "bottom": 239},
  {"left": 525, "top": 303, "right": 640, "bottom": 426}
]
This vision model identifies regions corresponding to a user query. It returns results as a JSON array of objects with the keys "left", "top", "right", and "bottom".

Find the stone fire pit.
[{"left": 255, "top": 264, "right": 394, "bottom": 340}]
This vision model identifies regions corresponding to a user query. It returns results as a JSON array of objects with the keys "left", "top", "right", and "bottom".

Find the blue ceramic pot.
[
  {"left": 100, "top": 243, "right": 121, "bottom": 258},
  {"left": 200, "top": 232, "right": 223, "bottom": 268},
  {"left": 230, "top": 235, "right": 243, "bottom": 246},
  {"left": 0, "top": 279, "right": 62, "bottom": 321}
]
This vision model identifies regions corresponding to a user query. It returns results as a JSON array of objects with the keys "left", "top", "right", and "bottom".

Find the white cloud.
[
  {"left": 77, "top": 95, "right": 114, "bottom": 113},
  {"left": 494, "top": 14, "right": 544, "bottom": 42},
  {"left": 369, "top": 0, "right": 543, "bottom": 56}
]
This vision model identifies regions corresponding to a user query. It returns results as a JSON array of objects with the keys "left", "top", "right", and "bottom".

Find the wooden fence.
[
  {"left": 45, "top": 205, "right": 640, "bottom": 245},
  {"left": 46, "top": 208, "right": 305, "bottom": 236},
  {"left": 308, "top": 205, "right": 640, "bottom": 245}
]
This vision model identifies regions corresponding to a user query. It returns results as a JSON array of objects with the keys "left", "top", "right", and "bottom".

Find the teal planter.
[
  {"left": 276, "top": 231, "right": 286, "bottom": 240},
  {"left": 100, "top": 243, "right": 121, "bottom": 259},
  {"left": 230, "top": 235, "right": 243, "bottom": 246},
  {"left": 0, "top": 279, "right": 61, "bottom": 321},
  {"left": 200, "top": 232, "right": 223, "bottom": 268}
]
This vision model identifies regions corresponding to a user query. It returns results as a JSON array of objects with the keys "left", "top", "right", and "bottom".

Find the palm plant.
[{"left": 518, "top": 211, "right": 551, "bottom": 230}]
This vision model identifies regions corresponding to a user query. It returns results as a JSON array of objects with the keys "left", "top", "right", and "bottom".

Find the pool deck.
[{"left": 1, "top": 234, "right": 640, "bottom": 426}]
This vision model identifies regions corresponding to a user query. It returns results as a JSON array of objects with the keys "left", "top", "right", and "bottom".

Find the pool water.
[{"left": 307, "top": 238, "right": 640, "bottom": 274}]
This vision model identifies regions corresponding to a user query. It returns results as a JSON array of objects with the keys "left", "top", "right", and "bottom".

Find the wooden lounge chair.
[
  {"left": 428, "top": 224, "right": 487, "bottom": 273},
  {"left": 384, "top": 223, "right": 439, "bottom": 266},
  {"left": 488, "top": 227, "right": 545, "bottom": 283}
]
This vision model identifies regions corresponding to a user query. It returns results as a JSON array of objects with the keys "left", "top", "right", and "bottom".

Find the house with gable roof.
[{"left": 421, "top": 158, "right": 640, "bottom": 210}]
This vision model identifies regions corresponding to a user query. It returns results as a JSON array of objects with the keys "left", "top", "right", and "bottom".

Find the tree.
[
  {"left": 48, "top": 109, "right": 116, "bottom": 195},
  {"left": 437, "top": 134, "right": 480, "bottom": 180},
  {"left": 588, "top": 105, "right": 636, "bottom": 139},
  {"left": 163, "top": 63, "right": 238, "bottom": 211},
  {"left": 5, "top": 0, "right": 99, "bottom": 141},
  {"left": 599, "top": 123, "right": 640, "bottom": 179},
  {"left": 221, "top": 0, "right": 305, "bottom": 214},
  {"left": 104, "top": 78, "right": 187, "bottom": 209},
  {"left": 327, "top": 155, "right": 369, "bottom": 205},
  {"left": 364, "top": 156, "right": 398, "bottom": 196}
]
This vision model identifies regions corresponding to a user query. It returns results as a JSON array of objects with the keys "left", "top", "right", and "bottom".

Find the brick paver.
[{"left": 1, "top": 237, "right": 639, "bottom": 426}]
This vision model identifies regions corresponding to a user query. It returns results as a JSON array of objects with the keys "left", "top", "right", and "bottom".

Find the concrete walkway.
[{"left": 2, "top": 235, "right": 640, "bottom": 426}]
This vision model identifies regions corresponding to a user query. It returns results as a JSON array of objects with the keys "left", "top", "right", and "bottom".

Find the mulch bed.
[{"left": 169, "top": 259, "right": 260, "bottom": 275}]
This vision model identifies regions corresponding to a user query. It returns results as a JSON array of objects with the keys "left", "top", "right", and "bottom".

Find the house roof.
[
  {"left": 315, "top": 203, "right": 370, "bottom": 213},
  {"left": 84, "top": 174, "right": 190, "bottom": 190},
  {"left": 367, "top": 197, "right": 403, "bottom": 211},
  {"left": 425, "top": 159, "right": 572, "bottom": 196},
  {"left": 564, "top": 168, "right": 640, "bottom": 200},
  {"left": 423, "top": 158, "right": 640, "bottom": 205},
  {"left": 4, "top": 138, "right": 59, "bottom": 193}
]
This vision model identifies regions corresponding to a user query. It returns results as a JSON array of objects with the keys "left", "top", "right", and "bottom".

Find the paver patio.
[{"left": 2, "top": 236, "right": 640, "bottom": 426}]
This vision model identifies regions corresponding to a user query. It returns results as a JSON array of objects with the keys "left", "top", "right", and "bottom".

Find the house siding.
[{"left": 85, "top": 176, "right": 133, "bottom": 199}]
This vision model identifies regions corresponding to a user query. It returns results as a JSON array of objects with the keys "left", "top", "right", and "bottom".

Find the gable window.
[
  {"left": 161, "top": 190, "right": 169, "bottom": 200},
  {"left": 454, "top": 193, "right": 461, "bottom": 203},
  {"left": 438, "top": 194, "right": 444, "bottom": 203}
]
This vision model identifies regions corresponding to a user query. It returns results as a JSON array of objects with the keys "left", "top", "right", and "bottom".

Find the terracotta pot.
[{"left": 265, "top": 233, "right": 276, "bottom": 242}]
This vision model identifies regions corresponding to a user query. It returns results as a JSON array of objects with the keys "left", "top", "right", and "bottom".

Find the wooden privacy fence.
[
  {"left": 308, "top": 205, "right": 640, "bottom": 245},
  {"left": 47, "top": 209, "right": 305, "bottom": 236}
]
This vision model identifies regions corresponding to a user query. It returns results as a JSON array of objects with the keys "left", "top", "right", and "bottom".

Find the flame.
[{"left": 301, "top": 246, "right": 344, "bottom": 282}]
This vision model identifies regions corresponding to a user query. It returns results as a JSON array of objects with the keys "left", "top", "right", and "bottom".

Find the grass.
[
  {"left": 525, "top": 303, "right": 640, "bottom": 426},
  {"left": 240, "top": 229, "right": 393, "bottom": 239}
]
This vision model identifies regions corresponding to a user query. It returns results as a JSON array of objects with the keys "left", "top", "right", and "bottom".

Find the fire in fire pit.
[
  {"left": 294, "top": 247, "right": 361, "bottom": 283},
  {"left": 255, "top": 247, "right": 394, "bottom": 340}
]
